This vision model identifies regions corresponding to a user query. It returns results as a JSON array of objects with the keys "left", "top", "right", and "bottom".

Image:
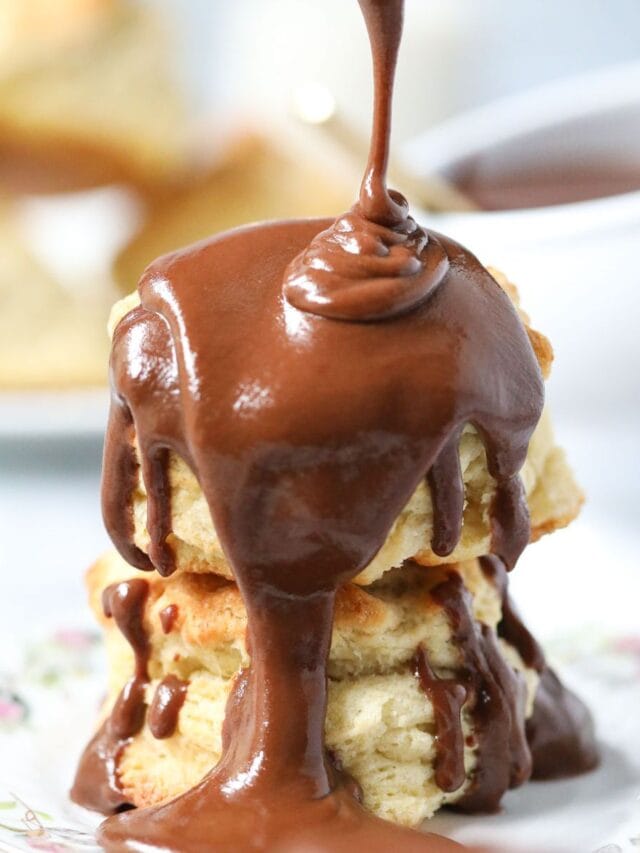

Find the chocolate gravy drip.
[
  {"left": 89, "top": 0, "right": 543, "bottom": 849},
  {"left": 423, "top": 570, "right": 531, "bottom": 813},
  {"left": 71, "top": 579, "right": 149, "bottom": 813},
  {"left": 480, "top": 555, "right": 545, "bottom": 671},
  {"left": 103, "top": 304, "right": 185, "bottom": 577},
  {"left": 148, "top": 675, "right": 188, "bottom": 740},
  {"left": 159, "top": 603, "right": 178, "bottom": 634},
  {"left": 480, "top": 555, "right": 599, "bottom": 780},
  {"left": 414, "top": 645, "right": 467, "bottom": 793},
  {"left": 427, "top": 430, "right": 465, "bottom": 557},
  {"left": 526, "top": 668, "right": 599, "bottom": 780},
  {"left": 101, "top": 402, "right": 153, "bottom": 574}
]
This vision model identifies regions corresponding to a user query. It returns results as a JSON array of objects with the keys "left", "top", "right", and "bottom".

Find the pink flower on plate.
[
  {"left": 611, "top": 636, "right": 640, "bottom": 657},
  {"left": 26, "top": 839, "right": 67, "bottom": 852},
  {"left": 52, "top": 629, "right": 97, "bottom": 651},
  {"left": 28, "top": 838, "right": 72, "bottom": 852},
  {"left": 0, "top": 693, "right": 27, "bottom": 726}
]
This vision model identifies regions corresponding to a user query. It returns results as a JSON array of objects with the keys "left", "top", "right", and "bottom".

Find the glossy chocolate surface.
[{"left": 71, "top": 0, "right": 595, "bottom": 849}]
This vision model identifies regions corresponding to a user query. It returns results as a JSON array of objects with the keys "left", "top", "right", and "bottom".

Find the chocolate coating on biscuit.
[
  {"left": 159, "top": 604, "right": 178, "bottom": 634},
  {"left": 148, "top": 675, "right": 189, "bottom": 740},
  {"left": 71, "top": 579, "right": 149, "bottom": 813},
  {"left": 483, "top": 556, "right": 599, "bottom": 782},
  {"left": 68, "top": 1, "right": 580, "bottom": 850}
]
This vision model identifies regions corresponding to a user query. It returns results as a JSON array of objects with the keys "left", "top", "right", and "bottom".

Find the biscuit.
[
  {"left": 85, "top": 550, "right": 539, "bottom": 827},
  {"left": 107, "top": 274, "right": 581, "bottom": 584}
]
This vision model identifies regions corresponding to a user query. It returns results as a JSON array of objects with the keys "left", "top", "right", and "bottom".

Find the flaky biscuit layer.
[
  {"left": 108, "top": 273, "right": 581, "bottom": 585},
  {"left": 87, "top": 550, "right": 538, "bottom": 826}
]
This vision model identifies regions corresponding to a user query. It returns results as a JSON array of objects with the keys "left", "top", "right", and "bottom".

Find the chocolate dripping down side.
[
  {"left": 413, "top": 560, "right": 599, "bottom": 814},
  {"left": 148, "top": 675, "right": 189, "bottom": 740},
  {"left": 89, "top": 0, "right": 545, "bottom": 849},
  {"left": 481, "top": 556, "right": 600, "bottom": 780},
  {"left": 159, "top": 603, "right": 178, "bottom": 634},
  {"left": 71, "top": 580, "right": 190, "bottom": 812},
  {"left": 71, "top": 579, "right": 149, "bottom": 813},
  {"left": 415, "top": 568, "right": 531, "bottom": 814}
]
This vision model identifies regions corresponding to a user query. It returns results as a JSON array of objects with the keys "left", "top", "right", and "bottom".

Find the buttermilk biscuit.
[
  {"left": 86, "top": 550, "right": 539, "bottom": 827},
  {"left": 0, "top": 1, "right": 187, "bottom": 193},
  {"left": 107, "top": 274, "right": 581, "bottom": 585}
]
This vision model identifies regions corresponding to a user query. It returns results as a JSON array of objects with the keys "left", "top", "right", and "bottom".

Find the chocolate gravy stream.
[
  {"left": 283, "top": 0, "right": 450, "bottom": 322},
  {"left": 71, "top": 579, "right": 149, "bottom": 813},
  {"left": 88, "top": 0, "right": 543, "bottom": 849},
  {"left": 480, "top": 555, "right": 545, "bottom": 672}
]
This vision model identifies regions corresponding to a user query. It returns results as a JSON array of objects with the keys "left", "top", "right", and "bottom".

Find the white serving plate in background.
[{"left": 403, "top": 61, "right": 640, "bottom": 424}]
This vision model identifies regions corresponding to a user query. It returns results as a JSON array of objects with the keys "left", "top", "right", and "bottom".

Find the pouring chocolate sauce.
[{"left": 71, "top": 1, "right": 596, "bottom": 849}]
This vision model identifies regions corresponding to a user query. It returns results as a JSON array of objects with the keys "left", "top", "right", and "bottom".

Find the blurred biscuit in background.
[
  {"left": 0, "top": 201, "right": 111, "bottom": 388},
  {"left": 114, "top": 133, "right": 358, "bottom": 293},
  {"left": 0, "top": 0, "right": 188, "bottom": 194},
  {"left": 0, "top": 0, "right": 192, "bottom": 389}
]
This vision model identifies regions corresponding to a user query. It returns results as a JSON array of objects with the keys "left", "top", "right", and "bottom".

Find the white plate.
[{"left": 1, "top": 624, "right": 639, "bottom": 853}]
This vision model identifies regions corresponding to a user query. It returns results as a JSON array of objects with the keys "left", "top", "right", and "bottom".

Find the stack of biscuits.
[{"left": 81, "top": 271, "right": 591, "bottom": 828}]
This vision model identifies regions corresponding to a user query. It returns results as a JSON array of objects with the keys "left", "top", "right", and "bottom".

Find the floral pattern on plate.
[{"left": 1, "top": 625, "right": 639, "bottom": 852}]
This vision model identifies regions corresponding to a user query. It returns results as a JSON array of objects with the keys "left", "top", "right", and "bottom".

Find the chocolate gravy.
[
  {"left": 526, "top": 668, "right": 599, "bottom": 780},
  {"left": 481, "top": 556, "right": 599, "bottom": 780},
  {"left": 70, "top": 579, "right": 149, "bottom": 813},
  {"left": 413, "top": 561, "right": 598, "bottom": 811},
  {"left": 148, "top": 675, "right": 189, "bottom": 740},
  {"left": 481, "top": 555, "right": 545, "bottom": 672},
  {"left": 70, "top": 0, "right": 592, "bottom": 849},
  {"left": 72, "top": 580, "right": 193, "bottom": 812},
  {"left": 414, "top": 643, "right": 468, "bottom": 794},
  {"left": 452, "top": 160, "right": 640, "bottom": 211},
  {"left": 429, "top": 571, "right": 531, "bottom": 813},
  {"left": 159, "top": 603, "right": 179, "bottom": 634}
]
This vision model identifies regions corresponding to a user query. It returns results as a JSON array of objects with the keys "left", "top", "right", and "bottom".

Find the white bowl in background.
[{"left": 402, "top": 62, "right": 640, "bottom": 425}]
